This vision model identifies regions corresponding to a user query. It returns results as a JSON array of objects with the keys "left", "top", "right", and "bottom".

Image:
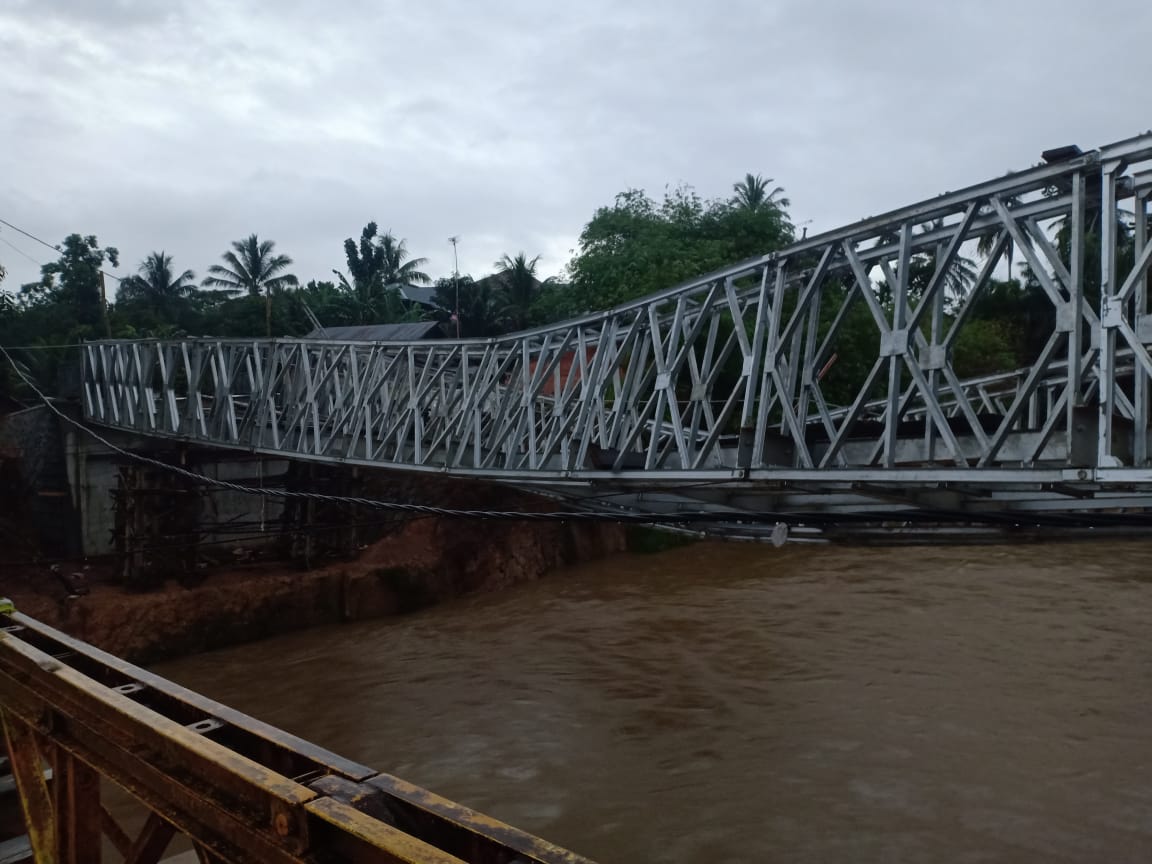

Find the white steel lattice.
[{"left": 82, "top": 134, "right": 1152, "bottom": 532}]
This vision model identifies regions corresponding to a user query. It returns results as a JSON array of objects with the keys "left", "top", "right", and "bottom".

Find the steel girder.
[{"left": 80, "top": 133, "right": 1152, "bottom": 531}]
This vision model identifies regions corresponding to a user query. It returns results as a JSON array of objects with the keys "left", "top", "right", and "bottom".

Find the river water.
[{"left": 156, "top": 540, "right": 1152, "bottom": 863}]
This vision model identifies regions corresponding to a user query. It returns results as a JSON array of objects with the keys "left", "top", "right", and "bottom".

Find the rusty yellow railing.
[{"left": 0, "top": 606, "right": 594, "bottom": 864}]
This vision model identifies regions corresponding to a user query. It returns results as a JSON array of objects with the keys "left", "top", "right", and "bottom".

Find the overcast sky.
[{"left": 2, "top": 0, "right": 1151, "bottom": 297}]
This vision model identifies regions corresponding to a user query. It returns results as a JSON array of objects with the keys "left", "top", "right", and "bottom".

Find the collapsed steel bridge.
[{"left": 81, "top": 132, "right": 1152, "bottom": 538}]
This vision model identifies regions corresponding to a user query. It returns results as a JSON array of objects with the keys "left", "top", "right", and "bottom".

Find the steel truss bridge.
[{"left": 81, "top": 133, "right": 1152, "bottom": 540}]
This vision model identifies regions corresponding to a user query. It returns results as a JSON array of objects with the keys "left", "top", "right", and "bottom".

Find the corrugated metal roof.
[
  {"left": 396, "top": 284, "right": 440, "bottom": 307},
  {"left": 305, "top": 321, "right": 442, "bottom": 341}
]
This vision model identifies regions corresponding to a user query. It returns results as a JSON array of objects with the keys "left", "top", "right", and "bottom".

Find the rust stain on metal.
[
  {"left": 305, "top": 797, "right": 469, "bottom": 864},
  {"left": 2, "top": 709, "right": 58, "bottom": 864},
  {"left": 369, "top": 773, "right": 594, "bottom": 864},
  {"left": 0, "top": 613, "right": 597, "bottom": 863}
]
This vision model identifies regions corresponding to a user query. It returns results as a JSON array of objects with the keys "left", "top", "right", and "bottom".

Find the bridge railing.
[
  {"left": 0, "top": 609, "right": 593, "bottom": 863},
  {"left": 82, "top": 133, "right": 1152, "bottom": 483}
]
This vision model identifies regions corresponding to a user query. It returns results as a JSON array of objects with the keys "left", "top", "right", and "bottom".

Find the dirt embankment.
[{"left": 4, "top": 476, "right": 626, "bottom": 664}]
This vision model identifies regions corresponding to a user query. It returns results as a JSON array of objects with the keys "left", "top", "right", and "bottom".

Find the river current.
[{"left": 156, "top": 539, "right": 1152, "bottom": 862}]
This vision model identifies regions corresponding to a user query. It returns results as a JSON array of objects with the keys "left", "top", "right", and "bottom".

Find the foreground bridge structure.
[
  {"left": 0, "top": 609, "right": 592, "bottom": 863},
  {"left": 81, "top": 133, "right": 1152, "bottom": 538}
]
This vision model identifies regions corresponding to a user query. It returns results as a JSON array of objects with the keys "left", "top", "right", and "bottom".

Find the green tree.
[
  {"left": 527, "top": 278, "right": 576, "bottom": 326},
  {"left": 1050, "top": 204, "right": 1135, "bottom": 307},
  {"left": 874, "top": 220, "right": 977, "bottom": 309},
  {"left": 202, "top": 234, "right": 298, "bottom": 337},
  {"left": 117, "top": 251, "right": 196, "bottom": 322},
  {"left": 952, "top": 318, "right": 1021, "bottom": 378},
  {"left": 493, "top": 252, "right": 541, "bottom": 331},
  {"left": 24, "top": 234, "right": 119, "bottom": 334},
  {"left": 431, "top": 275, "right": 502, "bottom": 337},
  {"left": 330, "top": 223, "right": 428, "bottom": 325},
  {"left": 968, "top": 278, "right": 1054, "bottom": 365},
  {"left": 334, "top": 222, "right": 388, "bottom": 322},
  {"left": 378, "top": 232, "right": 430, "bottom": 286},
  {"left": 916, "top": 218, "right": 978, "bottom": 302},
  {"left": 567, "top": 181, "right": 793, "bottom": 313},
  {"left": 732, "top": 173, "right": 788, "bottom": 212},
  {"left": 297, "top": 279, "right": 357, "bottom": 329}
]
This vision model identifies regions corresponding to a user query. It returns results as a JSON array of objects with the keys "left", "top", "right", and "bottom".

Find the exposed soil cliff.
[{"left": 3, "top": 475, "right": 626, "bottom": 663}]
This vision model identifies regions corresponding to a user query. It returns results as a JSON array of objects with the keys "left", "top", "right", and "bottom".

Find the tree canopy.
[
  {"left": 21, "top": 233, "right": 119, "bottom": 334},
  {"left": 202, "top": 234, "right": 298, "bottom": 297},
  {"left": 118, "top": 251, "right": 197, "bottom": 319},
  {"left": 493, "top": 252, "right": 542, "bottom": 332},
  {"left": 377, "top": 232, "right": 430, "bottom": 286},
  {"left": 201, "top": 234, "right": 298, "bottom": 336},
  {"left": 561, "top": 183, "right": 794, "bottom": 316}
]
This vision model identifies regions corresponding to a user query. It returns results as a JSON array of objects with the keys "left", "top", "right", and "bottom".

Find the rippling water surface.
[{"left": 157, "top": 540, "right": 1152, "bottom": 862}]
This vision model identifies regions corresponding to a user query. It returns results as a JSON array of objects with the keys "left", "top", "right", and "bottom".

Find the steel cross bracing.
[{"left": 81, "top": 133, "right": 1152, "bottom": 536}]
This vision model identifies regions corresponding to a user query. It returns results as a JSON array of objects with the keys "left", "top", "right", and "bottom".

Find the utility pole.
[
  {"left": 99, "top": 271, "right": 112, "bottom": 338},
  {"left": 448, "top": 236, "right": 461, "bottom": 338}
]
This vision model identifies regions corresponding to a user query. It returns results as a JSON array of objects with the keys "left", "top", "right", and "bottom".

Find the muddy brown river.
[{"left": 156, "top": 540, "right": 1152, "bottom": 862}]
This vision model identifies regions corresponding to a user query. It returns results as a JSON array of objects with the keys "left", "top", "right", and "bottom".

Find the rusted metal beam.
[
  {"left": 1, "top": 710, "right": 56, "bottom": 863},
  {"left": 0, "top": 611, "right": 596, "bottom": 864},
  {"left": 52, "top": 747, "right": 101, "bottom": 864}
]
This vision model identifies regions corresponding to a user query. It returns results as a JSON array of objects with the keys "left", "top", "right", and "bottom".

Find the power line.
[
  {"left": 0, "top": 342, "right": 86, "bottom": 351},
  {"left": 0, "top": 218, "right": 60, "bottom": 255},
  {"left": 0, "top": 234, "right": 43, "bottom": 268},
  {"left": 0, "top": 217, "right": 122, "bottom": 281}
]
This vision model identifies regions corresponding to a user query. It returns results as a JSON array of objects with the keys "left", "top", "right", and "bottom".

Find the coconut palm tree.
[
  {"left": 378, "top": 232, "right": 430, "bottom": 286},
  {"left": 732, "top": 174, "right": 789, "bottom": 212},
  {"left": 869, "top": 221, "right": 977, "bottom": 309},
  {"left": 977, "top": 191, "right": 1021, "bottom": 281},
  {"left": 494, "top": 252, "right": 541, "bottom": 331},
  {"left": 118, "top": 251, "right": 196, "bottom": 319},
  {"left": 202, "top": 234, "right": 298, "bottom": 336},
  {"left": 917, "top": 218, "right": 978, "bottom": 301}
]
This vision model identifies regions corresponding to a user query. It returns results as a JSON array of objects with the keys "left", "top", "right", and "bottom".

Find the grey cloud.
[{"left": 2, "top": 0, "right": 1151, "bottom": 296}]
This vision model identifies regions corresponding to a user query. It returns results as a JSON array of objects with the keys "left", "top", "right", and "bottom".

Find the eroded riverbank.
[{"left": 4, "top": 508, "right": 625, "bottom": 663}]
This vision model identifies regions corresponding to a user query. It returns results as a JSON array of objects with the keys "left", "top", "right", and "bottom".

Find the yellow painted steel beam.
[
  {"left": 0, "top": 610, "right": 597, "bottom": 864},
  {"left": 51, "top": 748, "right": 101, "bottom": 864},
  {"left": 366, "top": 773, "right": 592, "bottom": 864},
  {"left": 2, "top": 710, "right": 56, "bottom": 864}
]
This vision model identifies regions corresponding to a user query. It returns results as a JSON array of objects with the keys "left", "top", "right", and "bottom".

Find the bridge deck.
[{"left": 0, "top": 608, "right": 593, "bottom": 863}]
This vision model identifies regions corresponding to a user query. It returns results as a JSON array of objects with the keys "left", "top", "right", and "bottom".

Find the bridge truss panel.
[{"left": 80, "top": 134, "right": 1152, "bottom": 528}]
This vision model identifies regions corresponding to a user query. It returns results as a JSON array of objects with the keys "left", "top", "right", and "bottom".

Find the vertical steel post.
[
  {"left": 1134, "top": 186, "right": 1149, "bottom": 465},
  {"left": 53, "top": 748, "right": 101, "bottom": 863},
  {"left": 925, "top": 239, "right": 947, "bottom": 463},
  {"left": 1098, "top": 160, "right": 1121, "bottom": 467},
  {"left": 883, "top": 223, "right": 911, "bottom": 467},
  {"left": 1066, "top": 170, "right": 1086, "bottom": 454}
]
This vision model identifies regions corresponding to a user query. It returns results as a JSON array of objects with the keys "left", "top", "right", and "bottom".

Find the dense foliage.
[{"left": 560, "top": 181, "right": 794, "bottom": 316}]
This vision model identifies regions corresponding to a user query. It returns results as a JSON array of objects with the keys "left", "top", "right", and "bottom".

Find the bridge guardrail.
[{"left": 0, "top": 608, "right": 594, "bottom": 864}]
